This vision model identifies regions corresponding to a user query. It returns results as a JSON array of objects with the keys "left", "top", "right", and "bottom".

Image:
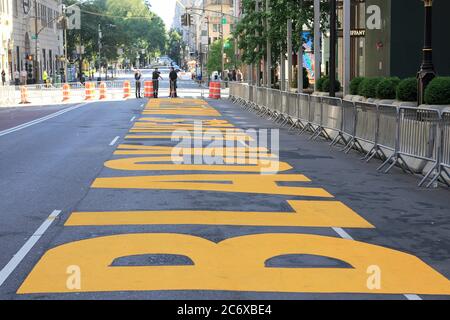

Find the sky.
[{"left": 150, "top": 0, "right": 177, "bottom": 30}]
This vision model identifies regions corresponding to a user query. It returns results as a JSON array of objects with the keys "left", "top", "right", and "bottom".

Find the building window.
[{"left": 213, "top": 24, "right": 220, "bottom": 33}]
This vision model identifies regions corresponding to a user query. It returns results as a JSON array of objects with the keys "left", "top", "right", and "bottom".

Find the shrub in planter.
[
  {"left": 424, "top": 77, "right": 450, "bottom": 105},
  {"left": 322, "top": 78, "right": 341, "bottom": 92},
  {"left": 358, "top": 77, "right": 382, "bottom": 98},
  {"left": 350, "top": 77, "right": 365, "bottom": 95},
  {"left": 396, "top": 77, "right": 417, "bottom": 102},
  {"left": 376, "top": 77, "right": 400, "bottom": 99},
  {"left": 316, "top": 76, "right": 328, "bottom": 92}
]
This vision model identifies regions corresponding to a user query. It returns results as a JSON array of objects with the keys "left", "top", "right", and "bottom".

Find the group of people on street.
[
  {"left": 223, "top": 69, "right": 243, "bottom": 82},
  {"left": 1, "top": 69, "right": 28, "bottom": 86},
  {"left": 134, "top": 67, "right": 178, "bottom": 99}
]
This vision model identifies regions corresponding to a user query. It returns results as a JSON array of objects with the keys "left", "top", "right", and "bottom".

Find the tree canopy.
[
  {"left": 234, "top": 0, "right": 331, "bottom": 65},
  {"left": 64, "top": 0, "right": 167, "bottom": 67},
  {"left": 206, "top": 39, "right": 237, "bottom": 74}
]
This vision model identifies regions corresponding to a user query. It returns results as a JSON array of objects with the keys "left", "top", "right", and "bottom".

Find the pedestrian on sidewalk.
[
  {"left": 152, "top": 68, "right": 163, "bottom": 98},
  {"left": 237, "top": 69, "right": 243, "bottom": 82},
  {"left": 20, "top": 70, "right": 27, "bottom": 85},
  {"left": 14, "top": 70, "right": 20, "bottom": 86},
  {"left": 134, "top": 69, "right": 142, "bottom": 99},
  {"left": 169, "top": 67, "right": 178, "bottom": 98},
  {"left": 1, "top": 70, "right": 6, "bottom": 86},
  {"left": 42, "top": 70, "right": 49, "bottom": 87}
]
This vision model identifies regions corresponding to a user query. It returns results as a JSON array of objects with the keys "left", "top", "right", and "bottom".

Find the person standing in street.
[
  {"left": 169, "top": 67, "right": 178, "bottom": 98},
  {"left": 134, "top": 69, "right": 142, "bottom": 98},
  {"left": 1, "top": 70, "right": 6, "bottom": 86},
  {"left": 152, "top": 68, "right": 163, "bottom": 98}
]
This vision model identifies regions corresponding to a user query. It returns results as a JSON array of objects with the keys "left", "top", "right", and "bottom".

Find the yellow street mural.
[{"left": 18, "top": 98, "right": 450, "bottom": 296}]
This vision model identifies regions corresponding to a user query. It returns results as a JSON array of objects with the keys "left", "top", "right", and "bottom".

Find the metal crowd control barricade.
[
  {"left": 379, "top": 107, "right": 440, "bottom": 177},
  {"left": 365, "top": 104, "right": 398, "bottom": 162},
  {"left": 291, "top": 93, "right": 310, "bottom": 131},
  {"left": 420, "top": 111, "right": 450, "bottom": 187},
  {"left": 264, "top": 88, "right": 275, "bottom": 118},
  {"left": 344, "top": 101, "right": 378, "bottom": 154},
  {"left": 341, "top": 100, "right": 363, "bottom": 152},
  {"left": 320, "top": 96, "right": 346, "bottom": 146},
  {"left": 282, "top": 92, "right": 298, "bottom": 127},
  {"left": 269, "top": 89, "right": 282, "bottom": 121},
  {"left": 307, "top": 95, "right": 330, "bottom": 140},
  {"left": 256, "top": 86, "right": 268, "bottom": 116}
]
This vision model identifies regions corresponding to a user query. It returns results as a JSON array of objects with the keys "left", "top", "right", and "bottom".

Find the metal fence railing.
[{"left": 228, "top": 83, "right": 450, "bottom": 188}]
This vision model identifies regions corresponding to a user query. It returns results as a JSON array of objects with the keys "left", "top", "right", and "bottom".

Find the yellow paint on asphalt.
[
  {"left": 124, "top": 134, "right": 255, "bottom": 141},
  {"left": 17, "top": 233, "right": 450, "bottom": 294},
  {"left": 92, "top": 174, "right": 333, "bottom": 197},
  {"left": 17, "top": 97, "right": 450, "bottom": 296},
  {"left": 66, "top": 200, "right": 374, "bottom": 228}
]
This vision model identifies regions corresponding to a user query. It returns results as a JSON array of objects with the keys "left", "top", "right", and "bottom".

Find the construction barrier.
[
  {"left": 85, "top": 82, "right": 95, "bottom": 100},
  {"left": 62, "top": 83, "right": 70, "bottom": 102},
  {"left": 229, "top": 82, "right": 450, "bottom": 188},
  {"left": 209, "top": 81, "right": 221, "bottom": 99},
  {"left": 144, "top": 81, "right": 154, "bottom": 98},
  {"left": 123, "top": 81, "right": 131, "bottom": 99},
  {"left": 99, "top": 82, "right": 107, "bottom": 100},
  {"left": 19, "top": 86, "right": 30, "bottom": 104}
]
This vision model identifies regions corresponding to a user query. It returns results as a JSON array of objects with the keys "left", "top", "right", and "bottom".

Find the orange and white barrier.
[
  {"left": 144, "top": 81, "right": 154, "bottom": 98},
  {"left": 62, "top": 83, "right": 70, "bottom": 102},
  {"left": 85, "top": 82, "right": 95, "bottom": 100},
  {"left": 123, "top": 81, "right": 131, "bottom": 99},
  {"left": 19, "top": 86, "right": 30, "bottom": 104},
  {"left": 209, "top": 81, "right": 221, "bottom": 99},
  {"left": 99, "top": 82, "right": 107, "bottom": 100}
]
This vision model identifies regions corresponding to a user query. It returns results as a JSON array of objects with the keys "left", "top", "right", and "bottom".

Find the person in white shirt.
[{"left": 20, "top": 70, "right": 28, "bottom": 85}]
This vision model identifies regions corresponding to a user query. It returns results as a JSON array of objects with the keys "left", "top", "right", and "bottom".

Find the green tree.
[
  {"left": 206, "top": 39, "right": 236, "bottom": 74},
  {"left": 166, "top": 29, "right": 182, "bottom": 65},
  {"left": 64, "top": 0, "right": 166, "bottom": 69},
  {"left": 234, "top": 0, "right": 330, "bottom": 66}
]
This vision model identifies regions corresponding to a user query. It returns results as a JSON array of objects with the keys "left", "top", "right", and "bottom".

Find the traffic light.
[
  {"left": 181, "top": 13, "right": 193, "bottom": 27},
  {"left": 181, "top": 13, "right": 189, "bottom": 26},
  {"left": 26, "top": 55, "right": 34, "bottom": 61}
]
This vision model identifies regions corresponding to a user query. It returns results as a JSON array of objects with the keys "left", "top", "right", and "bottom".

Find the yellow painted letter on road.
[
  {"left": 18, "top": 233, "right": 450, "bottom": 294},
  {"left": 92, "top": 174, "right": 333, "bottom": 197},
  {"left": 65, "top": 200, "right": 374, "bottom": 228}
]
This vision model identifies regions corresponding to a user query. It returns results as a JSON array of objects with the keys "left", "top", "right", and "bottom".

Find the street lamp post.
[{"left": 417, "top": 0, "right": 436, "bottom": 105}]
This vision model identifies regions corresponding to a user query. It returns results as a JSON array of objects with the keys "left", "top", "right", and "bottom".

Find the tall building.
[
  {"left": 11, "top": 0, "right": 64, "bottom": 83},
  {"left": 0, "top": 0, "right": 13, "bottom": 83},
  {"left": 332, "top": 0, "right": 450, "bottom": 82},
  {"left": 204, "top": 0, "right": 234, "bottom": 45}
]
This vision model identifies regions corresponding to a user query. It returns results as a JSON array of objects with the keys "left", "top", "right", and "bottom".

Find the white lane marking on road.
[
  {"left": 332, "top": 227, "right": 353, "bottom": 240},
  {"left": 130, "top": 116, "right": 136, "bottom": 122},
  {"left": 404, "top": 294, "right": 422, "bottom": 300},
  {"left": 0, "top": 210, "right": 62, "bottom": 287},
  {"left": 0, "top": 103, "right": 87, "bottom": 138},
  {"left": 237, "top": 140, "right": 248, "bottom": 148},
  {"left": 109, "top": 136, "right": 120, "bottom": 146},
  {"left": 332, "top": 227, "right": 423, "bottom": 300}
]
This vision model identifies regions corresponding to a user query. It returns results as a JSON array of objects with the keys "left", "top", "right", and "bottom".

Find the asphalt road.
[{"left": 0, "top": 80, "right": 449, "bottom": 300}]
